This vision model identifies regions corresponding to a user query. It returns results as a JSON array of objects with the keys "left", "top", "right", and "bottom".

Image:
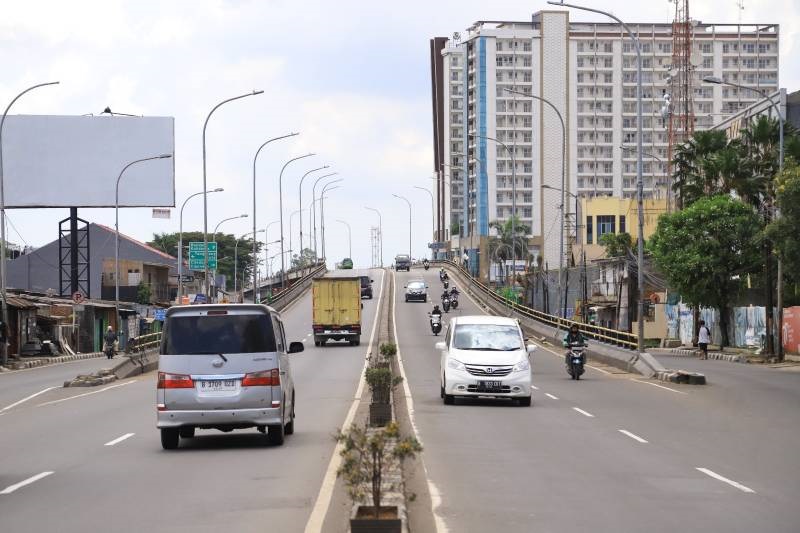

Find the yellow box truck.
[{"left": 312, "top": 275, "right": 362, "bottom": 347}]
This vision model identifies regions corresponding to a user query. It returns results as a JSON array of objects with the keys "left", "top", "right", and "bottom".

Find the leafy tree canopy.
[{"left": 599, "top": 232, "right": 633, "bottom": 258}]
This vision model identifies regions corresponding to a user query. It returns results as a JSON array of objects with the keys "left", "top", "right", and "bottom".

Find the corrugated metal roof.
[{"left": 6, "top": 297, "right": 38, "bottom": 309}]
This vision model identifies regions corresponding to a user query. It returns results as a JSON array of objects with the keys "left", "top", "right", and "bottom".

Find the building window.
[
  {"left": 586, "top": 216, "right": 593, "bottom": 244},
  {"left": 597, "top": 215, "right": 615, "bottom": 239},
  {"left": 619, "top": 215, "right": 626, "bottom": 234}
]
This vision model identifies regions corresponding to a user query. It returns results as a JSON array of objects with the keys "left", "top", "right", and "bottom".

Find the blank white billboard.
[{"left": 2, "top": 115, "right": 175, "bottom": 207}]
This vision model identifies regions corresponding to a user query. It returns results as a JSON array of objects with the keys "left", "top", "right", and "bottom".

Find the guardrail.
[
  {"left": 263, "top": 263, "right": 327, "bottom": 309},
  {"left": 127, "top": 331, "right": 162, "bottom": 354},
  {"left": 434, "top": 259, "right": 638, "bottom": 350}
]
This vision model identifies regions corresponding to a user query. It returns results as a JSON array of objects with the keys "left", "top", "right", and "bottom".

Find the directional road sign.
[{"left": 189, "top": 241, "right": 217, "bottom": 270}]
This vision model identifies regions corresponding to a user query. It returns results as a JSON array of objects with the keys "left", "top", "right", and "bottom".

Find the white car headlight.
[
  {"left": 512, "top": 358, "right": 530, "bottom": 372},
  {"left": 446, "top": 358, "right": 465, "bottom": 371}
]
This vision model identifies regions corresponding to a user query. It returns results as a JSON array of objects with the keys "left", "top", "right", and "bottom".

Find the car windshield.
[
  {"left": 453, "top": 324, "right": 522, "bottom": 351},
  {"left": 408, "top": 282, "right": 425, "bottom": 290},
  {"left": 161, "top": 314, "right": 276, "bottom": 354}
]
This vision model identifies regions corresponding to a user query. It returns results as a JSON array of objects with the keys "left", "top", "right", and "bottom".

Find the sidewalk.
[{"left": 0, "top": 351, "right": 105, "bottom": 372}]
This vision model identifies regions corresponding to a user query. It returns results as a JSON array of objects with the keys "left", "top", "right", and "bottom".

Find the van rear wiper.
[{"left": 218, "top": 353, "right": 228, "bottom": 362}]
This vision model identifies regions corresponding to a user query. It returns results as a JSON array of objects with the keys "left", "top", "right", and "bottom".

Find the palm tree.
[
  {"left": 671, "top": 129, "right": 729, "bottom": 207},
  {"left": 488, "top": 215, "right": 530, "bottom": 286}
]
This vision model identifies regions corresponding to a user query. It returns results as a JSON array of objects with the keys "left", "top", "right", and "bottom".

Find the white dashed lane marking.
[
  {"left": 572, "top": 407, "right": 595, "bottom": 418},
  {"left": 104, "top": 433, "right": 135, "bottom": 446},
  {"left": 545, "top": 393, "right": 559, "bottom": 400},
  {"left": 0, "top": 472, "right": 54, "bottom": 495},
  {"left": 618, "top": 429, "right": 648, "bottom": 443},
  {"left": 696, "top": 467, "right": 756, "bottom": 493}
]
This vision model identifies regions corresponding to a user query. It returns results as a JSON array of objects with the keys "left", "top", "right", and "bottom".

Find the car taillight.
[
  {"left": 157, "top": 372, "right": 194, "bottom": 389},
  {"left": 242, "top": 369, "right": 280, "bottom": 387}
]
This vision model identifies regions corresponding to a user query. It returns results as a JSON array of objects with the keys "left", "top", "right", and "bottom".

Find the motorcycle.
[
  {"left": 443, "top": 279, "right": 449, "bottom": 290},
  {"left": 441, "top": 293, "right": 451, "bottom": 312},
  {"left": 423, "top": 260, "right": 430, "bottom": 271},
  {"left": 566, "top": 343, "right": 586, "bottom": 380},
  {"left": 439, "top": 270, "right": 448, "bottom": 283},
  {"left": 429, "top": 313, "right": 442, "bottom": 335},
  {"left": 450, "top": 292, "right": 459, "bottom": 309}
]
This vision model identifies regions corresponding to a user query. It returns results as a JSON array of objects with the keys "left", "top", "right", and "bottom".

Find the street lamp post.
[
  {"left": 310, "top": 173, "right": 339, "bottom": 259},
  {"left": 414, "top": 185, "right": 435, "bottom": 259},
  {"left": 320, "top": 182, "right": 342, "bottom": 261},
  {"left": 289, "top": 208, "right": 304, "bottom": 262},
  {"left": 364, "top": 207, "right": 383, "bottom": 267},
  {"left": 178, "top": 187, "right": 223, "bottom": 303},
  {"left": 235, "top": 229, "right": 264, "bottom": 301},
  {"left": 211, "top": 214, "right": 248, "bottom": 300},
  {"left": 264, "top": 220, "right": 279, "bottom": 282},
  {"left": 704, "top": 75, "right": 785, "bottom": 359},
  {"left": 279, "top": 154, "right": 315, "bottom": 290},
  {"left": 469, "top": 133, "right": 517, "bottom": 286},
  {"left": 542, "top": 184, "right": 579, "bottom": 321},
  {"left": 252, "top": 132, "right": 298, "bottom": 303},
  {"left": 549, "top": 0, "right": 646, "bottom": 354},
  {"left": 115, "top": 154, "right": 172, "bottom": 336},
  {"left": 0, "top": 80, "right": 59, "bottom": 365},
  {"left": 336, "top": 220, "right": 352, "bottom": 259},
  {"left": 392, "top": 194, "right": 412, "bottom": 258},
  {"left": 202, "top": 90, "right": 263, "bottom": 298},
  {"left": 298, "top": 165, "right": 329, "bottom": 256},
  {"left": 503, "top": 87, "right": 567, "bottom": 324}
]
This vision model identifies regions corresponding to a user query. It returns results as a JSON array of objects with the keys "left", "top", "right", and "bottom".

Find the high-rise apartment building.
[{"left": 430, "top": 10, "right": 779, "bottom": 269}]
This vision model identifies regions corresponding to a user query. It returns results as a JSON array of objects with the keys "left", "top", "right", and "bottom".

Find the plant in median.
[
  {"left": 335, "top": 421, "right": 422, "bottom": 520},
  {"left": 365, "top": 367, "right": 403, "bottom": 404},
  {"left": 379, "top": 342, "right": 397, "bottom": 358}
]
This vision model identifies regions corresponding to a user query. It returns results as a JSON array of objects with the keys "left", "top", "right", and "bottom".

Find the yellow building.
[{"left": 577, "top": 197, "right": 667, "bottom": 262}]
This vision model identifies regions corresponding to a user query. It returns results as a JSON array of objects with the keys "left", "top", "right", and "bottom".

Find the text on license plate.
[
  {"left": 478, "top": 380, "right": 503, "bottom": 389},
  {"left": 199, "top": 379, "right": 237, "bottom": 392}
]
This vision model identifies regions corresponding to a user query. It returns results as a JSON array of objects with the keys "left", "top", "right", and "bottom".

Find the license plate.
[
  {"left": 478, "top": 380, "right": 503, "bottom": 390},
  {"left": 198, "top": 379, "right": 238, "bottom": 392}
]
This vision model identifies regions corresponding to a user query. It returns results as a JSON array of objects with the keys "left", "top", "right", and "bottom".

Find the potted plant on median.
[
  {"left": 365, "top": 367, "right": 402, "bottom": 426},
  {"left": 335, "top": 421, "right": 422, "bottom": 533}
]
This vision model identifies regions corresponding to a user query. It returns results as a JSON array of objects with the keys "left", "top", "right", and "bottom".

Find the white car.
[{"left": 436, "top": 315, "right": 536, "bottom": 406}]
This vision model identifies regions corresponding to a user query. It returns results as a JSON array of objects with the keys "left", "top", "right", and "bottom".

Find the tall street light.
[
  {"left": 289, "top": 207, "right": 305, "bottom": 260},
  {"left": 364, "top": 207, "right": 383, "bottom": 267},
  {"left": 310, "top": 173, "right": 339, "bottom": 255},
  {"left": 469, "top": 133, "right": 517, "bottom": 286},
  {"left": 320, "top": 182, "right": 342, "bottom": 261},
  {"left": 211, "top": 214, "right": 248, "bottom": 299},
  {"left": 550, "top": 0, "right": 646, "bottom": 354},
  {"left": 336, "top": 219, "right": 352, "bottom": 259},
  {"left": 0, "top": 80, "right": 59, "bottom": 366},
  {"left": 279, "top": 153, "right": 315, "bottom": 290},
  {"left": 178, "top": 187, "right": 223, "bottom": 303},
  {"left": 201, "top": 90, "right": 263, "bottom": 298},
  {"left": 234, "top": 229, "right": 264, "bottom": 300},
  {"left": 252, "top": 132, "right": 298, "bottom": 304},
  {"left": 115, "top": 154, "right": 172, "bottom": 336},
  {"left": 298, "top": 165, "right": 329, "bottom": 255},
  {"left": 704, "top": 75, "right": 785, "bottom": 359},
  {"left": 264, "top": 220, "right": 279, "bottom": 283},
  {"left": 392, "top": 194, "right": 412, "bottom": 258},
  {"left": 542, "top": 184, "right": 579, "bottom": 321},
  {"left": 503, "top": 87, "right": 567, "bottom": 322},
  {"left": 414, "top": 185, "right": 435, "bottom": 258}
]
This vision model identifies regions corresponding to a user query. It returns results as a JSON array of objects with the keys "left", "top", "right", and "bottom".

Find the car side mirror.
[
  {"left": 526, "top": 344, "right": 537, "bottom": 355},
  {"left": 435, "top": 341, "right": 447, "bottom": 351},
  {"left": 288, "top": 341, "right": 304, "bottom": 354}
]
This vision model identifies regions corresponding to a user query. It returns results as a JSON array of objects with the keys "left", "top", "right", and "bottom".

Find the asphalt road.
[
  {"left": 0, "top": 269, "right": 384, "bottom": 533},
  {"left": 393, "top": 268, "right": 800, "bottom": 533}
]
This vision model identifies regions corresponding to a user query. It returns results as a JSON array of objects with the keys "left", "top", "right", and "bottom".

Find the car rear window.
[{"left": 161, "top": 313, "right": 277, "bottom": 355}]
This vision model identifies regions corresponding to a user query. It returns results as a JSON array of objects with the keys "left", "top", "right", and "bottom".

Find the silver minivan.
[{"left": 157, "top": 304, "right": 303, "bottom": 449}]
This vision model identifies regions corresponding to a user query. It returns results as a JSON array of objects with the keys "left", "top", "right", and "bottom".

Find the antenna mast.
[{"left": 667, "top": 0, "right": 695, "bottom": 210}]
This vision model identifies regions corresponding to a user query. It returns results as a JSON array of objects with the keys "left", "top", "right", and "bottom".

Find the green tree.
[
  {"left": 599, "top": 232, "right": 633, "bottom": 258},
  {"left": 148, "top": 231, "right": 262, "bottom": 291},
  {"left": 649, "top": 195, "right": 761, "bottom": 347},
  {"left": 488, "top": 215, "right": 530, "bottom": 285},
  {"left": 767, "top": 159, "right": 800, "bottom": 290},
  {"left": 136, "top": 281, "right": 152, "bottom": 304},
  {"left": 290, "top": 247, "right": 317, "bottom": 269}
]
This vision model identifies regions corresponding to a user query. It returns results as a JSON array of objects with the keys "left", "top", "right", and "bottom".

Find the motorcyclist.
[
  {"left": 449, "top": 286, "right": 460, "bottom": 297},
  {"left": 104, "top": 326, "right": 117, "bottom": 359},
  {"left": 430, "top": 304, "right": 442, "bottom": 318},
  {"left": 562, "top": 324, "right": 587, "bottom": 365}
]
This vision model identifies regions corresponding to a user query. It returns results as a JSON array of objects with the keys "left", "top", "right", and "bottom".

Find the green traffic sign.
[{"left": 188, "top": 241, "right": 218, "bottom": 270}]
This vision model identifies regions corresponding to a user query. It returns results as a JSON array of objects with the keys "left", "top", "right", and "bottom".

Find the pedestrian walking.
[
  {"left": 697, "top": 320, "right": 711, "bottom": 360},
  {"left": 462, "top": 251, "right": 469, "bottom": 269},
  {"left": 104, "top": 326, "right": 117, "bottom": 359}
]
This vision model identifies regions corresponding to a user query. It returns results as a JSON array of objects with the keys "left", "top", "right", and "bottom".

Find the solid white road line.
[
  {"left": 618, "top": 429, "right": 648, "bottom": 443},
  {"left": 37, "top": 380, "right": 138, "bottom": 407},
  {"left": 572, "top": 407, "right": 595, "bottom": 418},
  {"left": 545, "top": 393, "right": 559, "bottom": 400},
  {"left": 304, "top": 270, "right": 385, "bottom": 533},
  {"left": 1, "top": 387, "right": 57, "bottom": 411},
  {"left": 696, "top": 467, "right": 756, "bottom": 493},
  {"left": 632, "top": 380, "right": 688, "bottom": 395},
  {"left": 0, "top": 472, "right": 54, "bottom": 495},
  {"left": 585, "top": 363, "right": 613, "bottom": 375},
  {"left": 104, "top": 433, "right": 135, "bottom": 446}
]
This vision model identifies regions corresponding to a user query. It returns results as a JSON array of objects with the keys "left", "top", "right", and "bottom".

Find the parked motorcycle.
[
  {"left": 429, "top": 313, "right": 442, "bottom": 335},
  {"left": 566, "top": 342, "right": 586, "bottom": 380}
]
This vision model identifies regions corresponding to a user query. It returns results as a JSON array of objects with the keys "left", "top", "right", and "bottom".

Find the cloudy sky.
[{"left": 1, "top": 0, "right": 797, "bottom": 273}]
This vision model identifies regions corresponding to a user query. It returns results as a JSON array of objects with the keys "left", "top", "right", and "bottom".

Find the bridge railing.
[{"left": 434, "top": 259, "right": 638, "bottom": 350}]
